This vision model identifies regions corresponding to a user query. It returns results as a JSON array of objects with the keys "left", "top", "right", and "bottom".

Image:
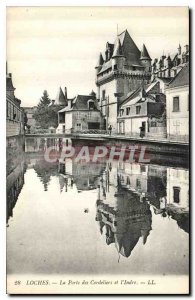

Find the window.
[
  {"left": 140, "top": 165, "right": 146, "bottom": 173},
  {"left": 151, "top": 121, "right": 157, "bottom": 127},
  {"left": 88, "top": 111, "right": 92, "bottom": 119},
  {"left": 136, "top": 106, "right": 141, "bottom": 115},
  {"left": 126, "top": 107, "right": 130, "bottom": 115},
  {"left": 132, "top": 66, "right": 136, "bottom": 71},
  {"left": 88, "top": 101, "right": 95, "bottom": 110},
  {"left": 173, "top": 187, "right": 180, "bottom": 203},
  {"left": 136, "top": 178, "right": 141, "bottom": 189},
  {"left": 126, "top": 176, "right": 130, "bottom": 185},
  {"left": 113, "top": 64, "right": 117, "bottom": 71},
  {"left": 102, "top": 90, "right": 106, "bottom": 101},
  {"left": 76, "top": 123, "right": 81, "bottom": 128},
  {"left": 120, "top": 109, "right": 124, "bottom": 116},
  {"left": 173, "top": 96, "right": 180, "bottom": 112}
]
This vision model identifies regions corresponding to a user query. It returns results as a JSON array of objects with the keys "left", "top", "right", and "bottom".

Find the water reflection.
[
  {"left": 7, "top": 139, "right": 189, "bottom": 275},
  {"left": 6, "top": 160, "right": 26, "bottom": 224},
  {"left": 94, "top": 161, "right": 189, "bottom": 260}
]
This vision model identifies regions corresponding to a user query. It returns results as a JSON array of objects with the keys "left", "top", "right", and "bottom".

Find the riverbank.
[{"left": 25, "top": 133, "right": 189, "bottom": 157}]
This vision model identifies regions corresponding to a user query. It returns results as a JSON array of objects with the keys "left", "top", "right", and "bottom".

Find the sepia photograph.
[{"left": 6, "top": 6, "right": 189, "bottom": 294}]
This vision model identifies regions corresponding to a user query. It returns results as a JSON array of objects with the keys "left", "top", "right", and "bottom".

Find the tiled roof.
[
  {"left": 167, "top": 63, "right": 189, "bottom": 89},
  {"left": 97, "top": 60, "right": 112, "bottom": 74},
  {"left": 72, "top": 95, "right": 99, "bottom": 111},
  {"left": 58, "top": 95, "right": 99, "bottom": 112}
]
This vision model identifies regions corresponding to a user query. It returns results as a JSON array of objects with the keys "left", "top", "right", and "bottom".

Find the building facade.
[
  {"left": 57, "top": 91, "right": 103, "bottom": 133},
  {"left": 166, "top": 63, "right": 189, "bottom": 142},
  {"left": 152, "top": 44, "right": 189, "bottom": 80},
  {"left": 117, "top": 81, "right": 166, "bottom": 137},
  {"left": 6, "top": 71, "right": 24, "bottom": 137},
  {"left": 95, "top": 30, "right": 152, "bottom": 133}
]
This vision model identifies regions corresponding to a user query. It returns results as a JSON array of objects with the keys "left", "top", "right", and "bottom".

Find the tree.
[
  {"left": 33, "top": 90, "right": 61, "bottom": 129},
  {"left": 37, "top": 90, "right": 51, "bottom": 108}
]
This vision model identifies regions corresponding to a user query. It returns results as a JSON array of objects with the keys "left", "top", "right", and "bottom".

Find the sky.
[{"left": 6, "top": 6, "right": 189, "bottom": 107}]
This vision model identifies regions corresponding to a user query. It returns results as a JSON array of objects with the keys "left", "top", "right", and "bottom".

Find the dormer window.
[
  {"left": 126, "top": 107, "right": 130, "bottom": 115},
  {"left": 120, "top": 109, "right": 124, "bottom": 116},
  {"left": 88, "top": 100, "right": 95, "bottom": 110}
]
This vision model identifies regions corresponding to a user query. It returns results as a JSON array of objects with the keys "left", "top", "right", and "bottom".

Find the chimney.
[
  {"left": 178, "top": 44, "right": 181, "bottom": 55},
  {"left": 64, "top": 87, "right": 67, "bottom": 100},
  {"left": 185, "top": 45, "right": 189, "bottom": 53}
]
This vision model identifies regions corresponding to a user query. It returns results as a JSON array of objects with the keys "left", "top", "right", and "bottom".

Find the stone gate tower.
[{"left": 95, "top": 30, "right": 152, "bottom": 132}]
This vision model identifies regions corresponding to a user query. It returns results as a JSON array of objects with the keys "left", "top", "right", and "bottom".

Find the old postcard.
[{"left": 6, "top": 6, "right": 189, "bottom": 294}]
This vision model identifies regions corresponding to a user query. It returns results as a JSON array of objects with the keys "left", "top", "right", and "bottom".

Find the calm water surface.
[{"left": 7, "top": 139, "right": 189, "bottom": 275}]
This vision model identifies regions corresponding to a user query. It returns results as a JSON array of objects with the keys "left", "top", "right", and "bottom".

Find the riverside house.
[
  {"left": 165, "top": 63, "right": 189, "bottom": 142},
  {"left": 57, "top": 91, "right": 103, "bottom": 133},
  {"left": 117, "top": 81, "right": 166, "bottom": 138}
]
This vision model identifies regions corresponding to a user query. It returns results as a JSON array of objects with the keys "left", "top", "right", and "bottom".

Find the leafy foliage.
[{"left": 33, "top": 90, "right": 61, "bottom": 129}]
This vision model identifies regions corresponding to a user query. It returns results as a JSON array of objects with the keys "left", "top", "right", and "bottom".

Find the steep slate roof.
[
  {"left": 55, "top": 87, "right": 67, "bottom": 105},
  {"left": 58, "top": 95, "right": 99, "bottom": 112},
  {"left": 140, "top": 44, "right": 151, "bottom": 60},
  {"left": 167, "top": 63, "right": 189, "bottom": 89},
  {"left": 97, "top": 29, "right": 144, "bottom": 74},
  {"left": 118, "top": 29, "right": 142, "bottom": 66},
  {"left": 98, "top": 60, "right": 112, "bottom": 74}
]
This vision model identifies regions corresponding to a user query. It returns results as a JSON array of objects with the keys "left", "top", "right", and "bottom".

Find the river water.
[{"left": 7, "top": 138, "right": 189, "bottom": 276}]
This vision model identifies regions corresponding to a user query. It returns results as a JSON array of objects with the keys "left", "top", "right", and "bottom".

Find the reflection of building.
[
  {"left": 166, "top": 63, "right": 189, "bottom": 141},
  {"left": 57, "top": 90, "right": 103, "bottom": 133},
  {"left": 58, "top": 158, "right": 106, "bottom": 191},
  {"left": 167, "top": 167, "right": 189, "bottom": 210},
  {"left": 118, "top": 81, "right": 166, "bottom": 137},
  {"left": 98, "top": 161, "right": 189, "bottom": 238},
  {"left": 166, "top": 167, "right": 189, "bottom": 233},
  {"left": 95, "top": 29, "right": 152, "bottom": 132},
  {"left": 6, "top": 161, "right": 26, "bottom": 223},
  {"left": 96, "top": 170, "right": 152, "bottom": 258}
]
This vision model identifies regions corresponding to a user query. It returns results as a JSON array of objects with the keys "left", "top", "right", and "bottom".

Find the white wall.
[
  {"left": 166, "top": 85, "right": 189, "bottom": 137},
  {"left": 123, "top": 117, "right": 148, "bottom": 135}
]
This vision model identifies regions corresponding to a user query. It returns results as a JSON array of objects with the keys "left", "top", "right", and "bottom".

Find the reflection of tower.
[{"left": 96, "top": 182, "right": 152, "bottom": 258}]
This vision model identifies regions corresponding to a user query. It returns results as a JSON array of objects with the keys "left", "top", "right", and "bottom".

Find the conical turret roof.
[
  {"left": 55, "top": 87, "right": 67, "bottom": 105},
  {"left": 96, "top": 52, "right": 104, "bottom": 67},
  {"left": 112, "top": 37, "right": 124, "bottom": 58},
  {"left": 140, "top": 44, "right": 151, "bottom": 60}
]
